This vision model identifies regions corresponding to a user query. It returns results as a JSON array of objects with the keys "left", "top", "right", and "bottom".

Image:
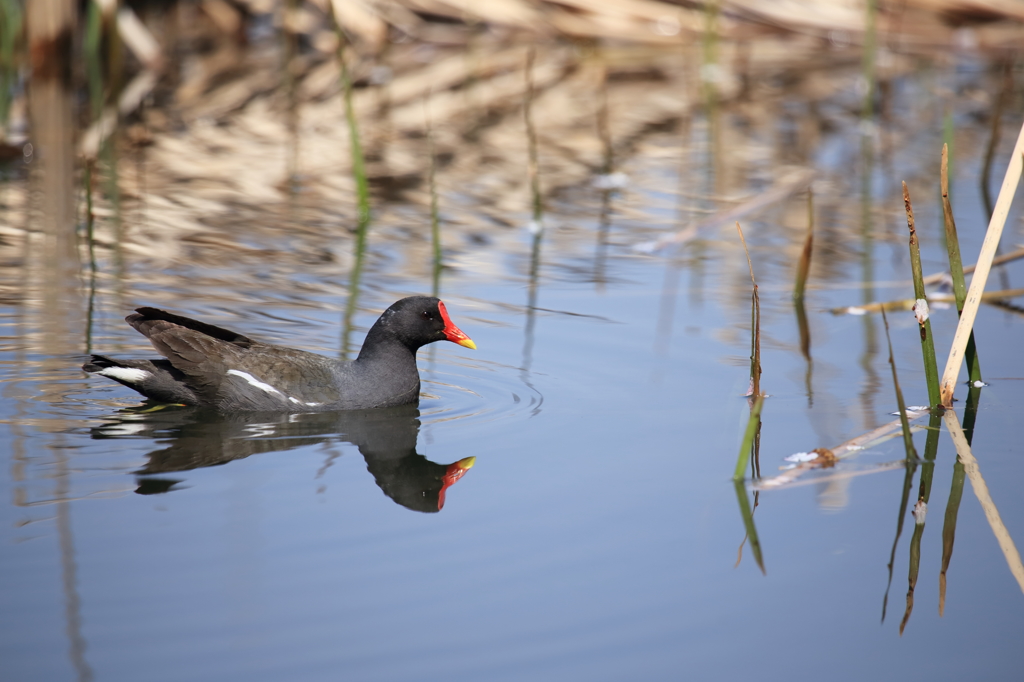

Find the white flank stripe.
[
  {"left": 99, "top": 367, "right": 151, "bottom": 384},
  {"left": 227, "top": 369, "right": 282, "bottom": 395}
]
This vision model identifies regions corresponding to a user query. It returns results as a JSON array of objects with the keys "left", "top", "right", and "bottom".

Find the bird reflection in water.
[{"left": 90, "top": 404, "right": 475, "bottom": 513}]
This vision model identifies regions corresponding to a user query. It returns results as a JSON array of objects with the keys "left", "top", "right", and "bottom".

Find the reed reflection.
[{"left": 90, "top": 405, "right": 474, "bottom": 513}]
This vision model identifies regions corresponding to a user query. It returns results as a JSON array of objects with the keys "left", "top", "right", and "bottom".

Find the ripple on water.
[{"left": 419, "top": 355, "right": 543, "bottom": 428}]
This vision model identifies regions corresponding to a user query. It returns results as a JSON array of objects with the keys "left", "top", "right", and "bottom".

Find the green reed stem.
[
  {"left": 981, "top": 60, "right": 1012, "bottom": 221},
  {"left": 520, "top": 46, "right": 545, "bottom": 378},
  {"left": 733, "top": 479, "right": 765, "bottom": 574},
  {"left": 701, "top": 0, "right": 719, "bottom": 108},
  {"left": 881, "top": 308, "right": 918, "bottom": 462},
  {"left": 795, "top": 296, "right": 812, "bottom": 405},
  {"left": 940, "top": 146, "right": 966, "bottom": 304},
  {"left": 85, "top": 0, "right": 104, "bottom": 120},
  {"left": 940, "top": 343, "right": 983, "bottom": 613},
  {"left": 881, "top": 451, "right": 918, "bottom": 625},
  {"left": 900, "top": 513, "right": 922, "bottom": 635},
  {"left": 84, "top": 158, "right": 97, "bottom": 354},
  {"left": 939, "top": 455, "right": 966, "bottom": 616},
  {"left": 793, "top": 189, "right": 813, "bottom": 300},
  {"left": 0, "top": 0, "right": 23, "bottom": 127},
  {"left": 426, "top": 108, "right": 442, "bottom": 297},
  {"left": 941, "top": 144, "right": 981, "bottom": 384},
  {"left": 900, "top": 408, "right": 942, "bottom": 634},
  {"left": 525, "top": 46, "right": 542, "bottom": 225},
  {"left": 862, "top": 0, "right": 877, "bottom": 120},
  {"left": 793, "top": 190, "right": 814, "bottom": 404},
  {"left": 903, "top": 182, "right": 940, "bottom": 407},
  {"left": 330, "top": 7, "right": 371, "bottom": 358},
  {"left": 733, "top": 394, "right": 764, "bottom": 481},
  {"left": 332, "top": 11, "right": 370, "bottom": 224},
  {"left": 737, "top": 223, "right": 761, "bottom": 398},
  {"left": 341, "top": 219, "right": 368, "bottom": 360}
]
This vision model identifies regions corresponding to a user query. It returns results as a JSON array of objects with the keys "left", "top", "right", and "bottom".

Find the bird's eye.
[{"left": 421, "top": 311, "right": 432, "bottom": 320}]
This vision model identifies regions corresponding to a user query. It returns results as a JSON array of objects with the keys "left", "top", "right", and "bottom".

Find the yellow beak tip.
[
  {"left": 458, "top": 338, "right": 477, "bottom": 350},
  {"left": 457, "top": 456, "right": 476, "bottom": 469}
]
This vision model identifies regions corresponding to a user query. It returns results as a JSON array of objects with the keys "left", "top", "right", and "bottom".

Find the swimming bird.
[{"left": 83, "top": 296, "right": 475, "bottom": 411}]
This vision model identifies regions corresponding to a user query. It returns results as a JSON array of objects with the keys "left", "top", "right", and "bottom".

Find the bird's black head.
[{"left": 371, "top": 296, "right": 476, "bottom": 351}]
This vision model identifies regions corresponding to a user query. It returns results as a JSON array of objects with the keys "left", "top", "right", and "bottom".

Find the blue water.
[{"left": 3, "top": 53, "right": 1024, "bottom": 682}]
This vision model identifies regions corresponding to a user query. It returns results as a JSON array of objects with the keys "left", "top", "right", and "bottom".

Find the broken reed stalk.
[
  {"left": 733, "top": 394, "right": 764, "bottom": 481},
  {"left": 831, "top": 288, "right": 1024, "bottom": 316},
  {"left": 736, "top": 223, "right": 761, "bottom": 398},
  {"left": 903, "top": 182, "right": 940, "bottom": 407},
  {"left": 793, "top": 189, "right": 813, "bottom": 300},
  {"left": 922, "top": 245, "right": 1024, "bottom": 286},
  {"left": 940, "top": 120, "right": 1024, "bottom": 406},
  {"left": 941, "top": 144, "right": 982, "bottom": 384},
  {"left": 881, "top": 308, "right": 918, "bottom": 462},
  {"left": 330, "top": 4, "right": 370, "bottom": 225}
]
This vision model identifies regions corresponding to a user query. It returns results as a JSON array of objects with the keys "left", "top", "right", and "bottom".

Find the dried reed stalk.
[
  {"left": 939, "top": 121, "right": 1024, "bottom": 406},
  {"left": 922, "top": 246, "right": 1024, "bottom": 286}
]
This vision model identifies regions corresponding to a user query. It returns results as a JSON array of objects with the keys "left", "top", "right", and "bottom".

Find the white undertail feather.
[{"left": 98, "top": 367, "right": 152, "bottom": 384}]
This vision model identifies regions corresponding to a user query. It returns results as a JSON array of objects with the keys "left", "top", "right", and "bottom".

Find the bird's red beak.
[
  {"left": 438, "top": 456, "right": 476, "bottom": 510},
  {"left": 438, "top": 301, "right": 476, "bottom": 349}
]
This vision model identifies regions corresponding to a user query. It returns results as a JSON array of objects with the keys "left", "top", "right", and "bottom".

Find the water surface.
[{"left": 2, "top": 24, "right": 1024, "bottom": 682}]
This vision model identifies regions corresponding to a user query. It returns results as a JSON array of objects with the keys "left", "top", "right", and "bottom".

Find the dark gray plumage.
[{"left": 83, "top": 296, "right": 475, "bottom": 411}]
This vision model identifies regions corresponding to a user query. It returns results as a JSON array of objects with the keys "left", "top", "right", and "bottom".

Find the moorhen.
[{"left": 83, "top": 296, "right": 475, "bottom": 411}]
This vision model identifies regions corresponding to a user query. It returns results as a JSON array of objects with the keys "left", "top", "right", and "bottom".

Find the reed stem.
[
  {"left": 793, "top": 189, "right": 813, "bottom": 300},
  {"left": 940, "top": 144, "right": 981, "bottom": 385},
  {"left": 733, "top": 479, "right": 765, "bottom": 574},
  {"left": 331, "top": 7, "right": 370, "bottom": 225},
  {"left": 903, "top": 182, "right": 940, "bottom": 407},
  {"left": 733, "top": 394, "right": 764, "bottom": 481},
  {"left": 426, "top": 101, "right": 442, "bottom": 296},
  {"left": 736, "top": 223, "right": 761, "bottom": 398},
  {"left": 881, "top": 308, "right": 918, "bottom": 462}
]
